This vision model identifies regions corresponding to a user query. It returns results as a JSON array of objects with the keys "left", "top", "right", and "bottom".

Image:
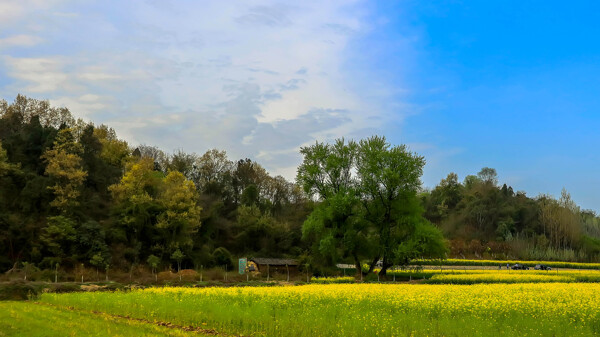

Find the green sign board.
[{"left": 239, "top": 258, "right": 247, "bottom": 274}]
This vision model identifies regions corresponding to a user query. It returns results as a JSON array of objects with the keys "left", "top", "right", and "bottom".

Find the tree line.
[
  {"left": 1, "top": 95, "right": 599, "bottom": 277},
  {"left": 0, "top": 95, "right": 310, "bottom": 275},
  {"left": 421, "top": 168, "right": 600, "bottom": 261}
]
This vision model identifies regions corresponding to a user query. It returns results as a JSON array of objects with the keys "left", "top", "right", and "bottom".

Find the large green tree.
[
  {"left": 298, "top": 136, "right": 446, "bottom": 276},
  {"left": 356, "top": 136, "right": 445, "bottom": 275},
  {"left": 297, "top": 139, "right": 368, "bottom": 274}
]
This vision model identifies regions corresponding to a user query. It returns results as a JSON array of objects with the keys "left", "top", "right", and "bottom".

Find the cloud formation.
[{"left": 0, "top": 0, "right": 403, "bottom": 179}]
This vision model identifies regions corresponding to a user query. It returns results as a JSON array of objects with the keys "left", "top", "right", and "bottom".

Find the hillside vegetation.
[{"left": 1, "top": 95, "right": 599, "bottom": 276}]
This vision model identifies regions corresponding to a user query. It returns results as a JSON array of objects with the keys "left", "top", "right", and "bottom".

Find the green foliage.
[
  {"left": 395, "top": 220, "right": 448, "bottom": 263},
  {"left": 89, "top": 252, "right": 105, "bottom": 269},
  {"left": 170, "top": 249, "right": 184, "bottom": 272},
  {"left": 40, "top": 216, "right": 77, "bottom": 259},
  {"left": 42, "top": 128, "right": 88, "bottom": 213},
  {"left": 1, "top": 94, "right": 599, "bottom": 277},
  {"left": 212, "top": 247, "right": 233, "bottom": 269},
  {"left": 157, "top": 170, "right": 202, "bottom": 250},
  {"left": 146, "top": 254, "right": 160, "bottom": 274},
  {"left": 38, "top": 285, "right": 600, "bottom": 337},
  {"left": 298, "top": 136, "right": 446, "bottom": 275},
  {"left": 0, "top": 301, "right": 198, "bottom": 336}
]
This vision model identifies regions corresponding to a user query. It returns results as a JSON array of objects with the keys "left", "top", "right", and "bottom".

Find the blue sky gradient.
[
  {"left": 367, "top": 1, "right": 600, "bottom": 210},
  {"left": 0, "top": 0, "right": 598, "bottom": 210}
]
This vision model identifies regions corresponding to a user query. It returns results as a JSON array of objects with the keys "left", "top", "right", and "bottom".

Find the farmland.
[
  {"left": 29, "top": 283, "right": 600, "bottom": 337},
  {"left": 0, "top": 301, "right": 200, "bottom": 337},
  {"left": 4, "top": 264, "right": 600, "bottom": 336},
  {"left": 415, "top": 259, "right": 600, "bottom": 270},
  {"left": 385, "top": 267, "right": 600, "bottom": 284}
]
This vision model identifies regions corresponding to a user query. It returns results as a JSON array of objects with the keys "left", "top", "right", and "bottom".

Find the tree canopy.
[
  {"left": 298, "top": 136, "right": 447, "bottom": 275},
  {"left": 1, "top": 95, "right": 599, "bottom": 276}
]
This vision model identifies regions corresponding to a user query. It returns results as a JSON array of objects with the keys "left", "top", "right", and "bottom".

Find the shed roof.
[{"left": 250, "top": 258, "right": 298, "bottom": 266}]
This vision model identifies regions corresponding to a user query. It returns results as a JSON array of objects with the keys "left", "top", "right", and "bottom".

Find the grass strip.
[{"left": 0, "top": 301, "right": 205, "bottom": 337}]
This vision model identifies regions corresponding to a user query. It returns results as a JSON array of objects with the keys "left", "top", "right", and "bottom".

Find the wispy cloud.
[
  {"left": 0, "top": 0, "right": 411, "bottom": 179},
  {"left": 0, "top": 34, "right": 44, "bottom": 48}
]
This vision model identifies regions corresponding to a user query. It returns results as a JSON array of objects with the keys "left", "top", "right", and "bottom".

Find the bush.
[
  {"left": 212, "top": 247, "right": 233, "bottom": 269},
  {"left": 48, "top": 283, "right": 82, "bottom": 293},
  {"left": 0, "top": 281, "right": 40, "bottom": 300}
]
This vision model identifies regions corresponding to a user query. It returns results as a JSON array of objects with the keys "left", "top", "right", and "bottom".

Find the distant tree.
[
  {"left": 135, "top": 145, "right": 167, "bottom": 171},
  {"left": 93, "top": 125, "right": 129, "bottom": 168},
  {"left": 166, "top": 150, "right": 197, "bottom": 180},
  {"left": 193, "top": 149, "right": 233, "bottom": 196},
  {"left": 42, "top": 128, "right": 87, "bottom": 213},
  {"left": 40, "top": 216, "right": 77, "bottom": 261},
  {"left": 76, "top": 220, "right": 108, "bottom": 262},
  {"left": 90, "top": 252, "right": 104, "bottom": 281},
  {"left": 212, "top": 247, "right": 233, "bottom": 269},
  {"left": 147, "top": 254, "right": 160, "bottom": 281},
  {"left": 241, "top": 184, "right": 259, "bottom": 206},
  {"left": 157, "top": 171, "right": 202, "bottom": 250},
  {"left": 109, "top": 157, "right": 162, "bottom": 262},
  {"left": 477, "top": 167, "right": 498, "bottom": 186},
  {"left": 171, "top": 249, "right": 184, "bottom": 275},
  {"left": 0, "top": 140, "right": 19, "bottom": 176}
]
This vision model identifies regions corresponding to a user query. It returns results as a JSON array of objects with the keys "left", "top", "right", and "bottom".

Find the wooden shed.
[{"left": 248, "top": 258, "right": 299, "bottom": 275}]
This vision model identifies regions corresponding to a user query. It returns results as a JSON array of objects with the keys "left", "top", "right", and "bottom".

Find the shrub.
[{"left": 0, "top": 281, "right": 39, "bottom": 300}]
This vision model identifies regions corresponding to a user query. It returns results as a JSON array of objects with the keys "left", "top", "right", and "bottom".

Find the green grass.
[
  {"left": 0, "top": 301, "right": 201, "bottom": 337},
  {"left": 37, "top": 284, "right": 600, "bottom": 337},
  {"left": 415, "top": 258, "right": 600, "bottom": 269},
  {"left": 383, "top": 269, "right": 600, "bottom": 284}
]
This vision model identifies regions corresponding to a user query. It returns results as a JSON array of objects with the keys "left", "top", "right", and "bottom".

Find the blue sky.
[{"left": 1, "top": 1, "right": 599, "bottom": 210}]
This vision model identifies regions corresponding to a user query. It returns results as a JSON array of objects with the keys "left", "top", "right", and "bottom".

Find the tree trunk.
[
  {"left": 379, "top": 258, "right": 392, "bottom": 276},
  {"left": 367, "top": 256, "right": 379, "bottom": 274}
]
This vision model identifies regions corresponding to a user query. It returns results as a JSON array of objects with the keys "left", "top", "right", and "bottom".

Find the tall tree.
[
  {"left": 41, "top": 128, "right": 87, "bottom": 214},
  {"left": 297, "top": 139, "right": 368, "bottom": 273},
  {"left": 109, "top": 157, "right": 162, "bottom": 262},
  {"left": 157, "top": 170, "right": 202, "bottom": 251},
  {"left": 298, "top": 137, "right": 446, "bottom": 276},
  {"left": 356, "top": 136, "right": 443, "bottom": 275},
  {"left": 193, "top": 149, "right": 233, "bottom": 197}
]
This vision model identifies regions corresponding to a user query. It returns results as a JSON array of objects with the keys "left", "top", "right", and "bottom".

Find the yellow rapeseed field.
[
  {"left": 416, "top": 258, "right": 600, "bottom": 269},
  {"left": 311, "top": 276, "right": 355, "bottom": 283},
  {"left": 40, "top": 283, "right": 600, "bottom": 336}
]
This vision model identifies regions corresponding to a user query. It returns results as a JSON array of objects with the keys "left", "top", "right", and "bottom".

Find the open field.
[
  {"left": 0, "top": 301, "right": 202, "bottom": 337},
  {"left": 415, "top": 259, "right": 600, "bottom": 269},
  {"left": 37, "top": 283, "right": 600, "bottom": 337},
  {"left": 384, "top": 268, "right": 600, "bottom": 283}
]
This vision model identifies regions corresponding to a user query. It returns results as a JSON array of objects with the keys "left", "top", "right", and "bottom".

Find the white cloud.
[
  {"left": 0, "top": 0, "right": 72, "bottom": 28},
  {"left": 0, "top": 0, "right": 411, "bottom": 180},
  {"left": 3, "top": 56, "right": 77, "bottom": 93},
  {"left": 0, "top": 34, "right": 43, "bottom": 48}
]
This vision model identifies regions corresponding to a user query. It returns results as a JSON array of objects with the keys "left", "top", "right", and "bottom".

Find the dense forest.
[{"left": 1, "top": 95, "right": 599, "bottom": 275}]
